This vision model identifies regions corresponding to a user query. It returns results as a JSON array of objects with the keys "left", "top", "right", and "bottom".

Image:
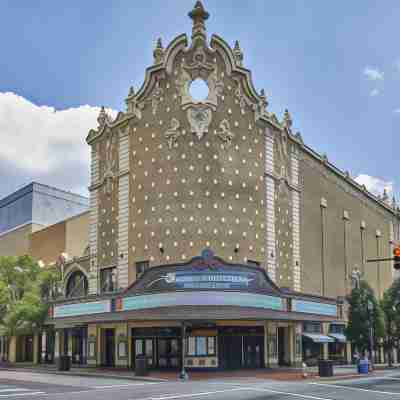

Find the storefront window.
[
  {"left": 197, "top": 337, "right": 207, "bottom": 355},
  {"left": 187, "top": 337, "right": 196, "bottom": 355},
  {"left": 186, "top": 337, "right": 216, "bottom": 356},
  {"left": 330, "top": 324, "right": 345, "bottom": 334},
  {"left": 303, "top": 322, "right": 321, "bottom": 333},
  {"left": 145, "top": 339, "right": 153, "bottom": 356},
  {"left": 100, "top": 267, "right": 116, "bottom": 293},
  {"left": 207, "top": 337, "right": 215, "bottom": 355},
  {"left": 135, "top": 339, "right": 144, "bottom": 355}
]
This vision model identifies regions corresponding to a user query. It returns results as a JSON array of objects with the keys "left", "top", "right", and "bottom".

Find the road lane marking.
[
  {"left": 137, "top": 386, "right": 335, "bottom": 400},
  {"left": 138, "top": 387, "right": 247, "bottom": 399},
  {"left": 0, "top": 392, "right": 45, "bottom": 398},
  {"left": 248, "top": 387, "right": 334, "bottom": 400},
  {"left": 94, "top": 382, "right": 163, "bottom": 389},
  {"left": 309, "top": 382, "right": 400, "bottom": 396}
]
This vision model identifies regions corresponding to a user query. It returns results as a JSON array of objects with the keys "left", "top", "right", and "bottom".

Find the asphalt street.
[{"left": 2, "top": 369, "right": 400, "bottom": 399}]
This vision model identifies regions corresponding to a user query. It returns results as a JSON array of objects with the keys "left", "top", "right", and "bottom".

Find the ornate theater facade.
[{"left": 40, "top": 2, "right": 400, "bottom": 370}]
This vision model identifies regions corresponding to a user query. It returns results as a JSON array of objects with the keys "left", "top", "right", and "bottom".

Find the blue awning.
[
  {"left": 302, "top": 333, "right": 335, "bottom": 343},
  {"left": 329, "top": 333, "right": 347, "bottom": 343}
]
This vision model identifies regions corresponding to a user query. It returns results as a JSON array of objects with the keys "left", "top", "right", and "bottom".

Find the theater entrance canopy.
[{"left": 49, "top": 249, "right": 340, "bottom": 327}]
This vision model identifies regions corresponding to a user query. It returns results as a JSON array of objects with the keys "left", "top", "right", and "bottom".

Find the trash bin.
[
  {"left": 57, "top": 355, "right": 71, "bottom": 371},
  {"left": 358, "top": 359, "right": 369, "bottom": 374},
  {"left": 318, "top": 360, "right": 334, "bottom": 377},
  {"left": 135, "top": 355, "right": 148, "bottom": 376}
]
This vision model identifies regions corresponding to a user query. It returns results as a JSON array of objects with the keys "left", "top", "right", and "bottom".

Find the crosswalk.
[{"left": 0, "top": 385, "right": 45, "bottom": 397}]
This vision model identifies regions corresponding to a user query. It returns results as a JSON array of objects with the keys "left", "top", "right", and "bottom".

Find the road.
[{"left": 2, "top": 369, "right": 400, "bottom": 399}]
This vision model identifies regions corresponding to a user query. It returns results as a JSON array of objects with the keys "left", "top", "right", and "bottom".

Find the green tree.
[
  {"left": 0, "top": 255, "right": 60, "bottom": 337},
  {"left": 346, "top": 280, "right": 384, "bottom": 355},
  {"left": 381, "top": 278, "right": 400, "bottom": 366}
]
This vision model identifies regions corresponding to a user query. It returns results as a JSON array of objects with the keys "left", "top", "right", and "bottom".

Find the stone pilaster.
[
  {"left": 117, "top": 129, "right": 130, "bottom": 289},
  {"left": 265, "top": 128, "right": 276, "bottom": 282},
  {"left": 89, "top": 143, "right": 100, "bottom": 295}
]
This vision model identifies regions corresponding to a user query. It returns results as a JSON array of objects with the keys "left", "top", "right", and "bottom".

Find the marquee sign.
[
  {"left": 121, "top": 291, "right": 284, "bottom": 312},
  {"left": 291, "top": 299, "right": 337, "bottom": 317},
  {"left": 54, "top": 300, "right": 111, "bottom": 318},
  {"left": 130, "top": 249, "right": 279, "bottom": 294}
]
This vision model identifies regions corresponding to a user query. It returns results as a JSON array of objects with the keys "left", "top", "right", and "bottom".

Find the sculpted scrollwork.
[
  {"left": 216, "top": 119, "right": 234, "bottom": 148},
  {"left": 164, "top": 118, "right": 181, "bottom": 148},
  {"left": 235, "top": 82, "right": 248, "bottom": 115},
  {"left": 151, "top": 80, "right": 164, "bottom": 115},
  {"left": 103, "top": 134, "right": 116, "bottom": 196},
  {"left": 187, "top": 106, "right": 212, "bottom": 140}
]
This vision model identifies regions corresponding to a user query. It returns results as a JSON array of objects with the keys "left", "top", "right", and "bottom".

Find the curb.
[{"left": 0, "top": 366, "right": 168, "bottom": 382}]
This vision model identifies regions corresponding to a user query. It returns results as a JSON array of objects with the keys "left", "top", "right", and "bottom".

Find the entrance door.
[
  {"left": 103, "top": 329, "right": 115, "bottom": 367},
  {"left": 72, "top": 327, "right": 87, "bottom": 365},
  {"left": 25, "top": 336, "right": 34, "bottom": 362},
  {"left": 218, "top": 336, "right": 242, "bottom": 369},
  {"left": 157, "top": 338, "right": 180, "bottom": 369},
  {"left": 133, "top": 338, "right": 155, "bottom": 369},
  {"left": 243, "top": 336, "right": 264, "bottom": 368}
]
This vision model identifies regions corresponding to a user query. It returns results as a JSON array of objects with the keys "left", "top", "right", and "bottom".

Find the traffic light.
[{"left": 394, "top": 246, "right": 400, "bottom": 270}]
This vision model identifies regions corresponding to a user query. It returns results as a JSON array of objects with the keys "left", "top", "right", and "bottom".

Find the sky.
[{"left": 0, "top": 0, "right": 399, "bottom": 201}]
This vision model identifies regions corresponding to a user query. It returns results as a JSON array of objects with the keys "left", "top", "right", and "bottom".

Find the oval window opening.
[{"left": 189, "top": 79, "right": 209, "bottom": 102}]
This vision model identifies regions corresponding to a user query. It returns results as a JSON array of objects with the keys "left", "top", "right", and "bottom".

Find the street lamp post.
[
  {"left": 367, "top": 300, "right": 374, "bottom": 371},
  {"left": 179, "top": 323, "right": 188, "bottom": 380}
]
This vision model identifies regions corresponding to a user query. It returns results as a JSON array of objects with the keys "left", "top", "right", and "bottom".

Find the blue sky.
[{"left": 0, "top": 0, "right": 399, "bottom": 200}]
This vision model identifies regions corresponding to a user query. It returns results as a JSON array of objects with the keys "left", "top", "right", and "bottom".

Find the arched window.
[{"left": 66, "top": 271, "right": 88, "bottom": 298}]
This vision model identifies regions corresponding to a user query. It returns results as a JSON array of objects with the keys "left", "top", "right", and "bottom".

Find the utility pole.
[{"left": 367, "top": 300, "right": 374, "bottom": 371}]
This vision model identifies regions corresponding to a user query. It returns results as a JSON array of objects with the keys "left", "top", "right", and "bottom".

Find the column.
[
  {"left": 343, "top": 211, "right": 350, "bottom": 294},
  {"left": 288, "top": 325, "right": 295, "bottom": 366},
  {"left": 87, "top": 324, "right": 98, "bottom": 366},
  {"left": 322, "top": 323, "right": 329, "bottom": 361},
  {"left": 346, "top": 342, "right": 352, "bottom": 364},
  {"left": 8, "top": 336, "right": 17, "bottom": 363},
  {"left": 54, "top": 330, "right": 61, "bottom": 364},
  {"left": 376, "top": 230, "right": 382, "bottom": 299},
  {"left": 294, "top": 323, "right": 303, "bottom": 367},
  {"left": 41, "top": 331, "right": 47, "bottom": 364},
  {"left": 320, "top": 198, "right": 328, "bottom": 296},
  {"left": 33, "top": 334, "right": 39, "bottom": 364},
  {"left": 265, "top": 322, "right": 278, "bottom": 368},
  {"left": 115, "top": 323, "right": 129, "bottom": 367},
  {"left": 393, "top": 348, "right": 398, "bottom": 364}
]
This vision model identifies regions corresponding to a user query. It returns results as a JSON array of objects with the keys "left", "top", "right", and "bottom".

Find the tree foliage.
[
  {"left": 0, "top": 255, "right": 60, "bottom": 336},
  {"left": 381, "top": 278, "right": 400, "bottom": 363},
  {"left": 346, "top": 280, "right": 384, "bottom": 352}
]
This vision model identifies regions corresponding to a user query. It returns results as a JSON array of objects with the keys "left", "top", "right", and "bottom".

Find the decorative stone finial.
[
  {"left": 322, "top": 153, "right": 328, "bottom": 163},
  {"left": 153, "top": 37, "right": 164, "bottom": 64},
  {"left": 295, "top": 131, "right": 303, "bottom": 143},
  {"left": 188, "top": 1, "right": 210, "bottom": 42},
  {"left": 233, "top": 40, "right": 243, "bottom": 66},
  {"left": 392, "top": 195, "right": 397, "bottom": 209},
  {"left": 97, "top": 106, "right": 108, "bottom": 128},
  {"left": 283, "top": 109, "right": 292, "bottom": 129},
  {"left": 128, "top": 86, "right": 135, "bottom": 97},
  {"left": 259, "top": 89, "right": 268, "bottom": 109},
  {"left": 383, "top": 188, "right": 389, "bottom": 203}
]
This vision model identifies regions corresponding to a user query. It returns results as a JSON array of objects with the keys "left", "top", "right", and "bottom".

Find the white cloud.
[
  {"left": 370, "top": 88, "right": 379, "bottom": 97},
  {"left": 354, "top": 174, "right": 393, "bottom": 198},
  {"left": 0, "top": 92, "right": 117, "bottom": 197},
  {"left": 363, "top": 67, "right": 384, "bottom": 81}
]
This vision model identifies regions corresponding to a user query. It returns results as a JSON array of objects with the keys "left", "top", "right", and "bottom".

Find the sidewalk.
[{"left": 0, "top": 362, "right": 396, "bottom": 382}]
